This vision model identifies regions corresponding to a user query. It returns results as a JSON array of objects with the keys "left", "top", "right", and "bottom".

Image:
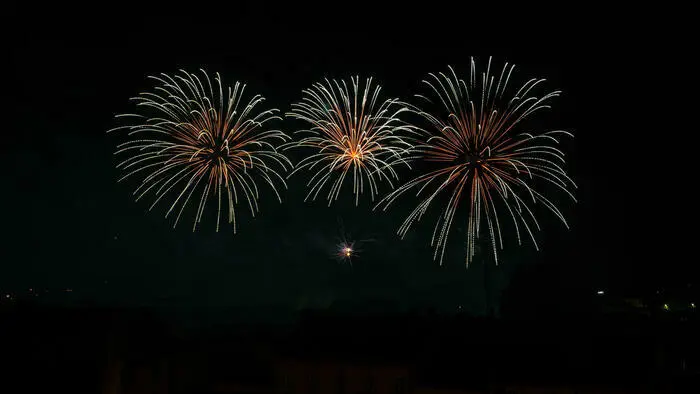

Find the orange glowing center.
[
  {"left": 346, "top": 143, "right": 363, "bottom": 160},
  {"left": 344, "top": 247, "right": 352, "bottom": 256}
]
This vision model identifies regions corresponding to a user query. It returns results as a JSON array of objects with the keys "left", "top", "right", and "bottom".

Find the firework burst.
[
  {"left": 108, "top": 69, "right": 291, "bottom": 232},
  {"left": 376, "top": 58, "right": 576, "bottom": 266},
  {"left": 336, "top": 241, "right": 357, "bottom": 264},
  {"left": 331, "top": 217, "right": 375, "bottom": 266},
  {"left": 284, "top": 76, "right": 416, "bottom": 206}
]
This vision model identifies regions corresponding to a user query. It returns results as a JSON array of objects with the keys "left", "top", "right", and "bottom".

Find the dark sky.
[{"left": 4, "top": 4, "right": 652, "bottom": 318}]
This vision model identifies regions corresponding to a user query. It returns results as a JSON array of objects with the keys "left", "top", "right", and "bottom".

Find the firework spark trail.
[
  {"left": 376, "top": 57, "right": 576, "bottom": 266},
  {"left": 108, "top": 69, "right": 292, "bottom": 233},
  {"left": 284, "top": 76, "right": 418, "bottom": 206}
]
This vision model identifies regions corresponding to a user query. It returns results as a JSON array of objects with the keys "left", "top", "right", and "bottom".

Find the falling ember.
[
  {"left": 376, "top": 57, "right": 576, "bottom": 267},
  {"left": 284, "top": 76, "right": 417, "bottom": 206},
  {"left": 108, "top": 69, "right": 292, "bottom": 233}
]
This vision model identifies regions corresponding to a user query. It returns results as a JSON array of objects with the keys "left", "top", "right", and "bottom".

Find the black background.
[{"left": 4, "top": 3, "right": 652, "bottom": 320}]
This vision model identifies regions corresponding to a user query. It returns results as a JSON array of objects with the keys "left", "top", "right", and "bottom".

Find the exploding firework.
[
  {"left": 331, "top": 217, "right": 375, "bottom": 266},
  {"left": 376, "top": 58, "right": 576, "bottom": 266},
  {"left": 336, "top": 241, "right": 357, "bottom": 264},
  {"left": 284, "top": 76, "right": 416, "bottom": 206},
  {"left": 108, "top": 69, "right": 291, "bottom": 232}
]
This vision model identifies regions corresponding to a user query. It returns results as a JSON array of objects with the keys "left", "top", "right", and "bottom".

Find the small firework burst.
[
  {"left": 284, "top": 76, "right": 417, "bottom": 206},
  {"left": 108, "top": 69, "right": 291, "bottom": 233},
  {"left": 377, "top": 57, "right": 576, "bottom": 266},
  {"left": 331, "top": 218, "right": 375, "bottom": 266},
  {"left": 336, "top": 240, "right": 357, "bottom": 263}
]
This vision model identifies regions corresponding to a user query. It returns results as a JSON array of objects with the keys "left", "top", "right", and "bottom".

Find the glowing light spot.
[
  {"left": 691, "top": 303, "right": 696, "bottom": 309},
  {"left": 663, "top": 303, "right": 670, "bottom": 311},
  {"left": 596, "top": 290, "right": 605, "bottom": 295},
  {"left": 335, "top": 239, "right": 358, "bottom": 263}
]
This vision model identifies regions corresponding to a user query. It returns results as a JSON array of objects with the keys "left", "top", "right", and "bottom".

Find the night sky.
[{"left": 5, "top": 5, "right": 649, "bottom": 322}]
